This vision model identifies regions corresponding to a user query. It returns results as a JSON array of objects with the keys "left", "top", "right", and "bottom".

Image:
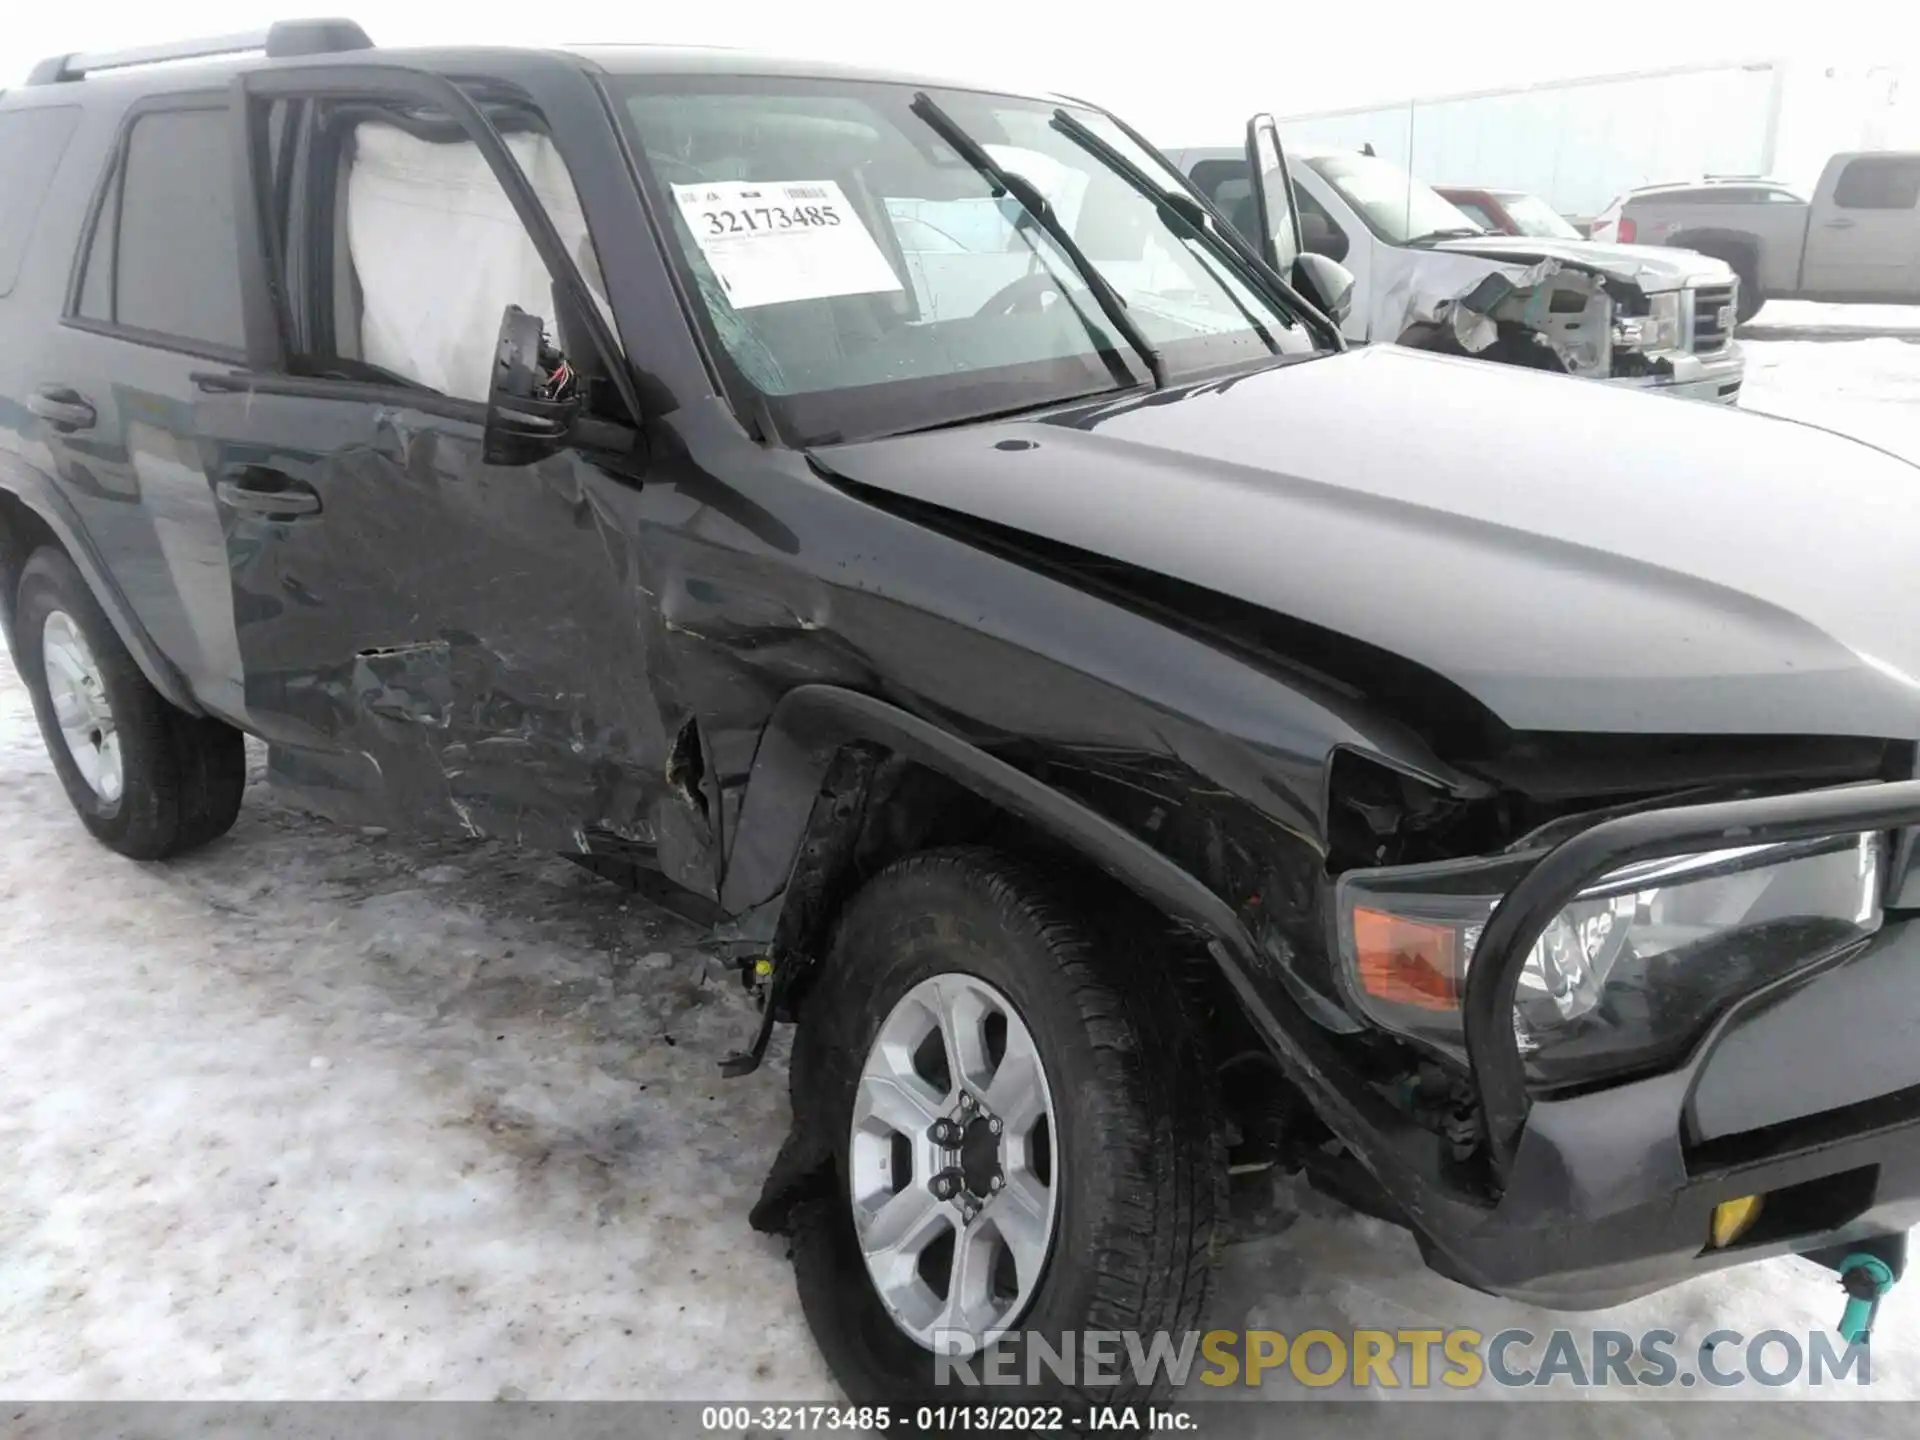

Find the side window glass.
[
  {"left": 294, "top": 104, "right": 607, "bottom": 404},
  {"left": 75, "top": 106, "right": 245, "bottom": 351},
  {"left": 0, "top": 106, "right": 82, "bottom": 296},
  {"left": 1188, "top": 159, "right": 1256, "bottom": 240},
  {"left": 1294, "top": 187, "right": 1350, "bottom": 263},
  {"left": 1833, "top": 158, "right": 1920, "bottom": 211}
]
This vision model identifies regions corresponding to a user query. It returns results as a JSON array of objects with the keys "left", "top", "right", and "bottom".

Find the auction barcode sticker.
[{"left": 670, "top": 179, "right": 904, "bottom": 310}]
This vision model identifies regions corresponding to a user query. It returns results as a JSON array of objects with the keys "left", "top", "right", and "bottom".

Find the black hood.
[{"left": 814, "top": 345, "right": 1920, "bottom": 741}]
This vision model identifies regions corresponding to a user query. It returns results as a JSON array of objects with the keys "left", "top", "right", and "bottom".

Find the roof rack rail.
[{"left": 26, "top": 18, "right": 372, "bottom": 86}]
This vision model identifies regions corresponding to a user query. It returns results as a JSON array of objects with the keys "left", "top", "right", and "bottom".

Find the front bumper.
[
  {"left": 1429, "top": 911, "right": 1920, "bottom": 1308},
  {"left": 1235, "top": 779, "right": 1920, "bottom": 1310},
  {"left": 1609, "top": 341, "right": 1746, "bottom": 404}
]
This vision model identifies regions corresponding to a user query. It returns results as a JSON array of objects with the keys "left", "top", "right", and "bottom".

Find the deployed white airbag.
[{"left": 346, "top": 123, "right": 600, "bottom": 402}]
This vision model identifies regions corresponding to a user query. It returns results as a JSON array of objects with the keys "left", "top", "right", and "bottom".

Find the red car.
[{"left": 1435, "top": 186, "right": 1586, "bottom": 239}]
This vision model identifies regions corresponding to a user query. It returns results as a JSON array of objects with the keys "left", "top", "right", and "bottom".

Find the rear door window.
[
  {"left": 73, "top": 104, "right": 245, "bottom": 353},
  {"left": 1833, "top": 157, "right": 1920, "bottom": 211},
  {"left": 0, "top": 106, "right": 82, "bottom": 296}
]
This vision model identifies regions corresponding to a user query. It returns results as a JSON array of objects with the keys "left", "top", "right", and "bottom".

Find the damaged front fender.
[{"left": 1379, "top": 250, "right": 1614, "bottom": 377}]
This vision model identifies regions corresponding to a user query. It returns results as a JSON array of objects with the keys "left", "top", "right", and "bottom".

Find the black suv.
[{"left": 3, "top": 18, "right": 1919, "bottom": 1405}]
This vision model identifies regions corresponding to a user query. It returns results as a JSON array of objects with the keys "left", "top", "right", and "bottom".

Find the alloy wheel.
[
  {"left": 848, "top": 972, "right": 1059, "bottom": 1354},
  {"left": 40, "top": 610, "right": 122, "bottom": 805}
]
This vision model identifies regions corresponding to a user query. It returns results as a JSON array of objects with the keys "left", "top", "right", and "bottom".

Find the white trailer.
[{"left": 1276, "top": 61, "right": 1918, "bottom": 224}]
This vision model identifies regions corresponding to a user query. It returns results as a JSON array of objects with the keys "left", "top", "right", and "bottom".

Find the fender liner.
[
  {"left": 721, "top": 684, "right": 1263, "bottom": 961},
  {"left": 0, "top": 478, "right": 201, "bottom": 714}
]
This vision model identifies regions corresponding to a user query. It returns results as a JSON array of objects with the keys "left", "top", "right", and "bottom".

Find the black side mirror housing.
[
  {"left": 1293, "top": 252, "right": 1356, "bottom": 326},
  {"left": 482, "top": 305, "right": 579, "bottom": 466}
]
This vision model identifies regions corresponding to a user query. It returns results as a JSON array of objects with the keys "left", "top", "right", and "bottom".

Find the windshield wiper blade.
[
  {"left": 1406, "top": 227, "right": 1487, "bottom": 245},
  {"left": 1049, "top": 107, "right": 1289, "bottom": 355},
  {"left": 908, "top": 91, "right": 1165, "bottom": 389},
  {"left": 1051, "top": 109, "right": 1343, "bottom": 350}
]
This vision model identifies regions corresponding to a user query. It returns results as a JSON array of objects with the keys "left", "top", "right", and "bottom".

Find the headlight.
[
  {"left": 1614, "top": 291, "right": 1683, "bottom": 354},
  {"left": 1336, "top": 831, "right": 1885, "bottom": 1086}
]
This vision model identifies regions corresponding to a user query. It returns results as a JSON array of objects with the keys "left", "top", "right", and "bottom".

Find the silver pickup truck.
[
  {"left": 1592, "top": 153, "right": 1920, "bottom": 320},
  {"left": 1173, "top": 138, "right": 1747, "bottom": 404}
]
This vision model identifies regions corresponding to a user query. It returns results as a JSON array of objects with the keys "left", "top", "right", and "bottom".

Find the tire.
[
  {"left": 1693, "top": 249, "right": 1764, "bottom": 323},
  {"left": 1731, "top": 259, "right": 1764, "bottom": 324},
  {"left": 14, "top": 547, "right": 245, "bottom": 859},
  {"left": 786, "top": 847, "right": 1223, "bottom": 1409}
]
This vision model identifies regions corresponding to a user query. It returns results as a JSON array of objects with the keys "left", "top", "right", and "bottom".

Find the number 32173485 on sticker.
[{"left": 669, "top": 178, "right": 904, "bottom": 309}]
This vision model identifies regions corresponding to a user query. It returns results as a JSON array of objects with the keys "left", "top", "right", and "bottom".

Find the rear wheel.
[
  {"left": 1691, "top": 246, "right": 1764, "bottom": 323},
  {"left": 14, "top": 547, "right": 245, "bottom": 859},
  {"left": 786, "top": 847, "right": 1222, "bottom": 1407}
]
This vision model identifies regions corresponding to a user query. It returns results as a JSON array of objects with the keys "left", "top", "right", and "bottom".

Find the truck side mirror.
[
  {"left": 1293, "top": 253, "right": 1355, "bottom": 324},
  {"left": 482, "top": 304, "right": 579, "bottom": 466}
]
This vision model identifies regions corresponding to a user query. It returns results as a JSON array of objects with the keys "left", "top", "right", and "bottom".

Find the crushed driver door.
[{"left": 192, "top": 63, "right": 723, "bottom": 899}]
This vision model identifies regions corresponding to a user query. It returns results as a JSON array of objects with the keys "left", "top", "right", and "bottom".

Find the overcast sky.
[{"left": 5, "top": 0, "right": 1915, "bottom": 140}]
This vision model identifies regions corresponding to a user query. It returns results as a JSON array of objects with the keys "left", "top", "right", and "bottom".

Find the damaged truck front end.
[
  {"left": 1395, "top": 243, "right": 1747, "bottom": 403},
  {"left": 1291, "top": 715, "right": 1919, "bottom": 1319},
  {"left": 3, "top": 35, "right": 1905, "bottom": 1408},
  {"left": 1311, "top": 742, "right": 1920, "bottom": 1311},
  {"left": 771, "top": 349, "right": 1920, "bottom": 1331},
  {"left": 1174, "top": 132, "right": 1746, "bottom": 403}
]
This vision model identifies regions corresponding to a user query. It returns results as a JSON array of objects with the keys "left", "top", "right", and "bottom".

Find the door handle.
[
  {"left": 216, "top": 466, "right": 323, "bottom": 518},
  {"left": 1823, "top": 216, "right": 1857, "bottom": 229},
  {"left": 28, "top": 386, "right": 97, "bottom": 432}
]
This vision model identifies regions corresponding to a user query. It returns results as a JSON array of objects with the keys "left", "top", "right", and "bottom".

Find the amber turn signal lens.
[
  {"left": 1710, "top": 1194, "right": 1763, "bottom": 1249},
  {"left": 1352, "top": 907, "right": 1461, "bottom": 1011}
]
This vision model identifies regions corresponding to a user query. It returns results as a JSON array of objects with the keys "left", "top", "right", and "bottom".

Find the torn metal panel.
[
  {"left": 351, "top": 641, "right": 454, "bottom": 727},
  {"left": 1426, "top": 233, "right": 1735, "bottom": 290},
  {"left": 1373, "top": 248, "right": 1616, "bottom": 376}
]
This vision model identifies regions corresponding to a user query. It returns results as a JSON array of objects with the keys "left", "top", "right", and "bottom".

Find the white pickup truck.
[
  {"left": 1171, "top": 129, "right": 1747, "bottom": 404},
  {"left": 1590, "top": 154, "right": 1920, "bottom": 320}
]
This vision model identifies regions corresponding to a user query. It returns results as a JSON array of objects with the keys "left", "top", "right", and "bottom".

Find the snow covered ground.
[
  {"left": 1745, "top": 301, "right": 1920, "bottom": 343},
  {"left": 3, "top": 312, "right": 1920, "bottom": 1420}
]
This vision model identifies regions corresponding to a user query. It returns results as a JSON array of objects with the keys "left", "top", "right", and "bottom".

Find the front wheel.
[{"left": 786, "top": 847, "right": 1223, "bottom": 1407}]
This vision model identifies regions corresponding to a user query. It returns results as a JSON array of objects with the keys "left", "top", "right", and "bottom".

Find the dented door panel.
[{"left": 198, "top": 386, "right": 721, "bottom": 892}]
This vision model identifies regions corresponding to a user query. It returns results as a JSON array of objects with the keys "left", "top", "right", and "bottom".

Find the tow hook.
[
  {"left": 1838, "top": 1253, "right": 1897, "bottom": 1345},
  {"left": 1807, "top": 1234, "right": 1907, "bottom": 1345}
]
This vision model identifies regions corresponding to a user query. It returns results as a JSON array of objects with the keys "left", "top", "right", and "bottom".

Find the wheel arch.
[
  {"left": 0, "top": 483, "right": 200, "bottom": 713},
  {"left": 1663, "top": 227, "right": 1761, "bottom": 271},
  {"left": 721, "top": 684, "right": 1262, "bottom": 973}
]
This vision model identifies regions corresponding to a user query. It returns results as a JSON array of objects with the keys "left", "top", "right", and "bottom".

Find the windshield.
[
  {"left": 614, "top": 78, "right": 1316, "bottom": 444},
  {"left": 1303, "top": 151, "right": 1483, "bottom": 245},
  {"left": 1500, "top": 192, "right": 1582, "bottom": 240}
]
